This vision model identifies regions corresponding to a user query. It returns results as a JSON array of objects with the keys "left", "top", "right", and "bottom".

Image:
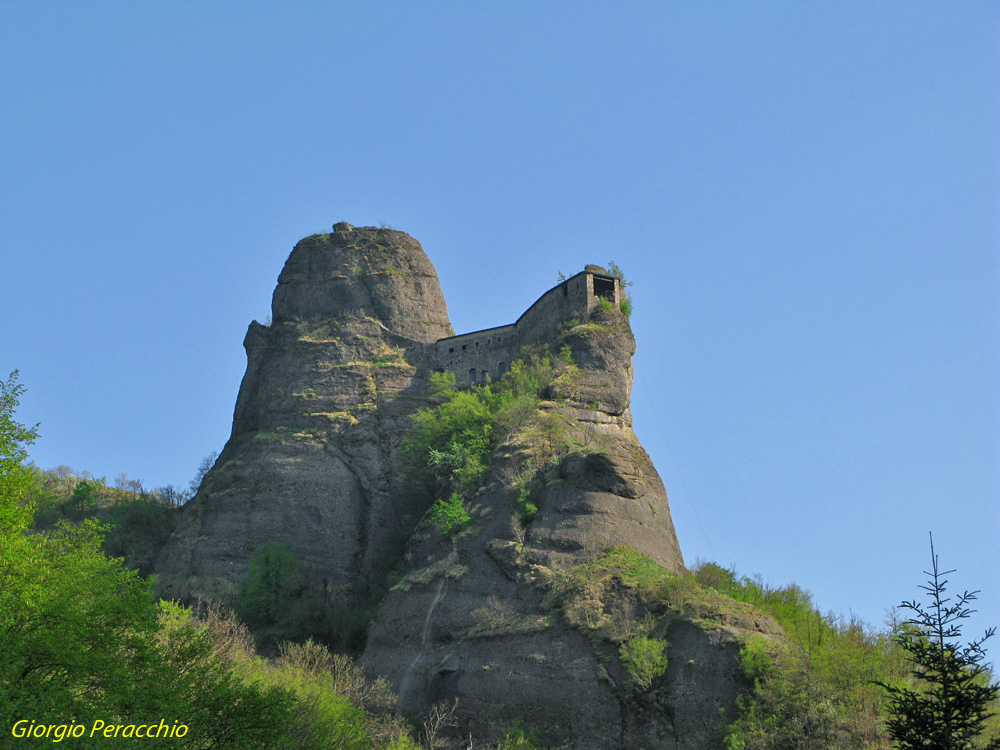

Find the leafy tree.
[
  {"left": 237, "top": 542, "right": 309, "bottom": 625},
  {"left": 0, "top": 375, "right": 301, "bottom": 748},
  {"left": 607, "top": 261, "right": 634, "bottom": 319},
  {"left": 428, "top": 491, "right": 471, "bottom": 536},
  {"left": 235, "top": 542, "right": 338, "bottom": 648},
  {"left": 1, "top": 374, "right": 425, "bottom": 748},
  {"left": 619, "top": 636, "right": 668, "bottom": 690},
  {"left": 189, "top": 449, "right": 219, "bottom": 495},
  {"left": 879, "top": 536, "right": 1000, "bottom": 749},
  {"left": 101, "top": 493, "right": 178, "bottom": 575},
  {"left": 0, "top": 370, "right": 38, "bottom": 531},
  {"left": 71, "top": 478, "right": 98, "bottom": 513}
]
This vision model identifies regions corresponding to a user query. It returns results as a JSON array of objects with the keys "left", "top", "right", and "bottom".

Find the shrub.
[
  {"left": 429, "top": 492, "right": 471, "bottom": 536},
  {"left": 607, "top": 261, "right": 634, "bottom": 319},
  {"left": 514, "top": 468, "right": 541, "bottom": 520},
  {"left": 402, "top": 354, "right": 578, "bottom": 521},
  {"left": 497, "top": 720, "right": 547, "bottom": 750},
  {"left": 620, "top": 636, "right": 668, "bottom": 690},
  {"left": 739, "top": 636, "right": 776, "bottom": 686},
  {"left": 237, "top": 543, "right": 308, "bottom": 626}
]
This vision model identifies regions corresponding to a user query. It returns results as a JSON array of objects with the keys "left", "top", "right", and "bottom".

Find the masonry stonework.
[{"left": 416, "top": 266, "right": 620, "bottom": 386}]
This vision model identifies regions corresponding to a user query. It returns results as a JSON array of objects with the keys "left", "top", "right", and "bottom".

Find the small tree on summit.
[
  {"left": 607, "top": 261, "right": 633, "bottom": 319},
  {"left": 879, "top": 534, "right": 1000, "bottom": 749}
]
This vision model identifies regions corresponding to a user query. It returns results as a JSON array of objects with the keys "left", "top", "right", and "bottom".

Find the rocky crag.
[{"left": 156, "top": 224, "right": 773, "bottom": 749}]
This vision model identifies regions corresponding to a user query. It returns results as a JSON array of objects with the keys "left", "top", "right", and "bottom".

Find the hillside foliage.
[
  {"left": 4, "top": 353, "right": 998, "bottom": 749},
  {"left": 1, "top": 372, "right": 421, "bottom": 750},
  {"left": 541, "top": 546, "right": 1000, "bottom": 749}
]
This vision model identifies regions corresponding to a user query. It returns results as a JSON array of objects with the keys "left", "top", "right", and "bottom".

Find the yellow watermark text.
[{"left": 11, "top": 719, "right": 188, "bottom": 742}]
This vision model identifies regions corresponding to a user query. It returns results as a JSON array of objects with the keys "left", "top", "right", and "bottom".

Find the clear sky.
[{"left": 3, "top": 3, "right": 997, "bottom": 653}]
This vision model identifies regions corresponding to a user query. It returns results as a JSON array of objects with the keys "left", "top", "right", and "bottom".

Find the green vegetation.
[
  {"left": 1, "top": 371, "right": 420, "bottom": 749},
  {"left": 371, "top": 344, "right": 408, "bottom": 367},
  {"left": 878, "top": 538, "right": 999, "bottom": 750},
  {"left": 619, "top": 636, "right": 668, "bottom": 690},
  {"left": 496, "top": 720, "right": 548, "bottom": 750},
  {"left": 0, "top": 371, "right": 37, "bottom": 526},
  {"left": 428, "top": 491, "right": 471, "bottom": 536},
  {"left": 237, "top": 542, "right": 317, "bottom": 647},
  {"left": 538, "top": 545, "right": 999, "bottom": 748},
  {"left": 400, "top": 351, "right": 579, "bottom": 529},
  {"left": 236, "top": 541, "right": 376, "bottom": 652},
  {"left": 28, "top": 466, "right": 181, "bottom": 575},
  {"left": 738, "top": 635, "right": 776, "bottom": 686},
  {"left": 513, "top": 467, "right": 541, "bottom": 520},
  {"left": 607, "top": 261, "right": 633, "bottom": 319},
  {"left": 595, "top": 297, "right": 615, "bottom": 315}
]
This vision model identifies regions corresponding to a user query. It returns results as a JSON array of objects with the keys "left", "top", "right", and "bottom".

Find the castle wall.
[
  {"left": 419, "top": 269, "right": 619, "bottom": 387},
  {"left": 430, "top": 323, "right": 518, "bottom": 384}
]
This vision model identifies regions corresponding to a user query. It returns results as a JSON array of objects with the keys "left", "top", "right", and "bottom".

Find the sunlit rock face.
[
  {"left": 156, "top": 226, "right": 455, "bottom": 606},
  {"left": 157, "top": 224, "right": 751, "bottom": 749}
]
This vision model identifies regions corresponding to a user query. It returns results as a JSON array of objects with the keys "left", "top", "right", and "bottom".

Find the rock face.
[
  {"left": 156, "top": 226, "right": 454, "bottom": 605},
  {"left": 156, "top": 225, "right": 751, "bottom": 748},
  {"left": 269, "top": 224, "right": 453, "bottom": 342},
  {"left": 359, "top": 304, "right": 736, "bottom": 749}
]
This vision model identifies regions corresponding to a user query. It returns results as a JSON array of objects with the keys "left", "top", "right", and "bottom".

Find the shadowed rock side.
[
  {"left": 156, "top": 226, "right": 454, "bottom": 606},
  {"left": 359, "top": 308, "right": 741, "bottom": 749}
]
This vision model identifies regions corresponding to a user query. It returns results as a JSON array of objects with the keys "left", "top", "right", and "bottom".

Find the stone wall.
[
  {"left": 429, "top": 323, "right": 518, "bottom": 384},
  {"left": 420, "top": 268, "right": 620, "bottom": 386}
]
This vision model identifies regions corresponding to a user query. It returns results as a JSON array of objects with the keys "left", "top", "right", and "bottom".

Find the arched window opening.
[{"left": 469, "top": 368, "right": 477, "bottom": 384}]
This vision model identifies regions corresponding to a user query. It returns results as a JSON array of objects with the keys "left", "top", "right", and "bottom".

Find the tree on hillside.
[
  {"left": 0, "top": 371, "right": 38, "bottom": 529},
  {"left": 189, "top": 449, "right": 219, "bottom": 495},
  {"left": 71, "top": 478, "right": 98, "bottom": 513},
  {"left": 0, "top": 373, "right": 299, "bottom": 747},
  {"left": 879, "top": 535, "right": 1000, "bottom": 750}
]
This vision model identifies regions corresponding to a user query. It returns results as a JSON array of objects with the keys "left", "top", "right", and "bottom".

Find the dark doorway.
[{"left": 593, "top": 276, "right": 615, "bottom": 301}]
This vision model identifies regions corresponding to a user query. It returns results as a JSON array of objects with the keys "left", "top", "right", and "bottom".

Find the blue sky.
[{"left": 2, "top": 3, "right": 997, "bottom": 652}]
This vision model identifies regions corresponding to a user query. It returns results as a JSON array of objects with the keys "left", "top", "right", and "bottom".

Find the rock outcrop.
[
  {"left": 157, "top": 226, "right": 454, "bottom": 605},
  {"left": 156, "top": 224, "right": 757, "bottom": 749}
]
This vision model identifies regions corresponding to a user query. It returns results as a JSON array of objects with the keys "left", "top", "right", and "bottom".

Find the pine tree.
[{"left": 880, "top": 535, "right": 1000, "bottom": 749}]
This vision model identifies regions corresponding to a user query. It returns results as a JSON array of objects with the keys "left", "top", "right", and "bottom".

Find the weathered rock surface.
[
  {"left": 156, "top": 227, "right": 454, "bottom": 605},
  {"left": 359, "top": 309, "right": 734, "bottom": 748},
  {"left": 156, "top": 224, "right": 753, "bottom": 748}
]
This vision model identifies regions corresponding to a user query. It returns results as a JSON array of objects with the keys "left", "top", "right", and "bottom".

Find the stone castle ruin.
[
  {"left": 321, "top": 222, "right": 625, "bottom": 387},
  {"left": 156, "top": 223, "right": 734, "bottom": 750},
  {"left": 423, "top": 262, "right": 622, "bottom": 387}
]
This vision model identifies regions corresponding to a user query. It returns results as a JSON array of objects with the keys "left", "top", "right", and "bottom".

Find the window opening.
[
  {"left": 469, "top": 368, "right": 477, "bottom": 383},
  {"left": 593, "top": 276, "right": 615, "bottom": 301}
]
